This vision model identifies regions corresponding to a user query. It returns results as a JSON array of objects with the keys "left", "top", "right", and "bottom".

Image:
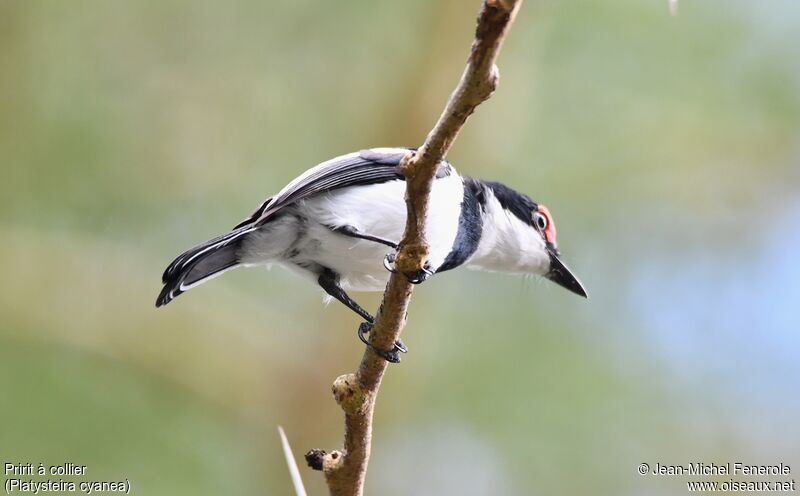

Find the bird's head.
[
  {"left": 475, "top": 181, "right": 588, "bottom": 298},
  {"left": 531, "top": 204, "right": 588, "bottom": 298}
]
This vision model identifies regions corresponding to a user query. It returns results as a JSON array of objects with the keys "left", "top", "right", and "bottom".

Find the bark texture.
[{"left": 305, "top": 1, "right": 524, "bottom": 494}]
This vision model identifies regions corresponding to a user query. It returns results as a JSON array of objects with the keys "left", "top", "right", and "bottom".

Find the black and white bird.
[{"left": 156, "top": 148, "right": 586, "bottom": 362}]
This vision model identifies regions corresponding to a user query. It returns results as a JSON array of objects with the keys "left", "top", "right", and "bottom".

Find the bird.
[{"left": 156, "top": 147, "right": 587, "bottom": 362}]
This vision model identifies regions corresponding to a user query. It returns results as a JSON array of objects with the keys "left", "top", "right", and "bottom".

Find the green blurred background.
[{"left": 2, "top": 0, "right": 799, "bottom": 494}]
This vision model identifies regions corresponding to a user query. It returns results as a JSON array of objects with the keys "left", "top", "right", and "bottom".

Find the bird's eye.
[{"left": 533, "top": 211, "right": 547, "bottom": 231}]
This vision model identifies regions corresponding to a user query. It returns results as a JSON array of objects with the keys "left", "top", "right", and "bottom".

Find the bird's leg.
[
  {"left": 328, "top": 223, "right": 432, "bottom": 285},
  {"left": 317, "top": 269, "right": 407, "bottom": 363},
  {"left": 383, "top": 251, "right": 434, "bottom": 284},
  {"left": 327, "top": 224, "right": 398, "bottom": 249}
]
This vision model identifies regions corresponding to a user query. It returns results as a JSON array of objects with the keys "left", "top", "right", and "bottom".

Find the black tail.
[{"left": 156, "top": 226, "right": 254, "bottom": 307}]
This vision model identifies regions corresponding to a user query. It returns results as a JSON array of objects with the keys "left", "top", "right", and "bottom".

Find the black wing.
[
  {"left": 238, "top": 147, "right": 453, "bottom": 229},
  {"left": 232, "top": 196, "right": 272, "bottom": 229},
  {"left": 251, "top": 148, "right": 411, "bottom": 227}
]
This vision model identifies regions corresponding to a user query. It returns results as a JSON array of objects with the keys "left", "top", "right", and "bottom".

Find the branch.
[{"left": 305, "top": 1, "right": 523, "bottom": 494}]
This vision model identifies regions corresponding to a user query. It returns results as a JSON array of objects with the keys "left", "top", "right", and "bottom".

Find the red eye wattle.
[{"left": 537, "top": 205, "right": 557, "bottom": 245}]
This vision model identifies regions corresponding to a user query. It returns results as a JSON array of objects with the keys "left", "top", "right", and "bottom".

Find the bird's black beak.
[{"left": 545, "top": 246, "right": 588, "bottom": 298}]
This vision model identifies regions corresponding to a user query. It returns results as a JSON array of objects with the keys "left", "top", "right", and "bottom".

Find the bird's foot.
[
  {"left": 357, "top": 322, "right": 408, "bottom": 363},
  {"left": 383, "top": 252, "right": 397, "bottom": 274},
  {"left": 406, "top": 261, "right": 433, "bottom": 284},
  {"left": 383, "top": 252, "right": 433, "bottom": 284}
]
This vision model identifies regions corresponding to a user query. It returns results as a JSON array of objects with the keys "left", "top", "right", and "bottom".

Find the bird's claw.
[
  {"left": 406, "top": 261, "right": 433, "bottom": 284},
  {"left": 392, "top": 337, "right": 409, "bottom": 354},
  {"left": 357, "top": 322, "right": 408, "bottom": 363},
  {"left": 383, "top": 252, "right": 433, "bottom": 284},
  {"left": 383, "top": 253, "right": 397, "bottom": 274}
]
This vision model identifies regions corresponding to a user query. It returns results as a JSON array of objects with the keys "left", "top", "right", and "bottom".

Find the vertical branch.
[{"left": 305, "top": 1, "right": 523, "bottom": 495}]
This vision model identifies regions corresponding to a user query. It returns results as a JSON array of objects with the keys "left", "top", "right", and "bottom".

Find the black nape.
[{"left": 480, "top": 180, "right": 538, "bottom": 226}]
